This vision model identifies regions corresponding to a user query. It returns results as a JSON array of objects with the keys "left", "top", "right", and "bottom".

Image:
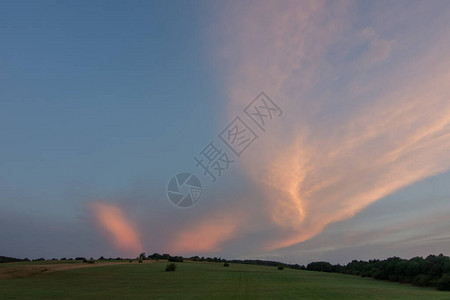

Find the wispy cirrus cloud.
[{"left": 170, "top": 0, "right": 450, "bottom": 256}]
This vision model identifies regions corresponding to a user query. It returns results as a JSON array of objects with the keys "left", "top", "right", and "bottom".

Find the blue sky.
[
  {"left": 2, "top": 0, "right": 450, "bottom": 264},
  {"left": 1, "top": 0, "right": 224, "bottom": 214}
]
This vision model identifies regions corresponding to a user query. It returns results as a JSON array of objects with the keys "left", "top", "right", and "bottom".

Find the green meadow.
[{"left": 1, "top": 260, "right": 449, "bottom": 299}]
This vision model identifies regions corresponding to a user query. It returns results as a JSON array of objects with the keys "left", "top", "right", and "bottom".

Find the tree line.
[
  {"left": 0, "top": 256, "right": 24, "bottom": 263},
  {"left": 306, "top": 254, "right": 450, "bottom": 291}
]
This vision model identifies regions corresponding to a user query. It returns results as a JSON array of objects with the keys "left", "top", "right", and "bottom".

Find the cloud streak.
[
  {"left": 176, "top": 0, "right": 450, "bottom": 255},
  {"left": 89, "top": 202, "right": 143, "bottom": 255},
  {"left": 168, "top": 211, "right": 242, "bottom": 254}
]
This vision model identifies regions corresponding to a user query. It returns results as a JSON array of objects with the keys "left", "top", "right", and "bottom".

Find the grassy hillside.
[{"left": 1, "top": 260, "right": 449, "bottom": 299}]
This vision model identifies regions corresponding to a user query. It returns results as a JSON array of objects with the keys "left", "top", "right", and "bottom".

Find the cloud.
[
  {"left": 89, "top": 202, "right": 143, "bottom": 255},
  {"left": 168, "top": 211, "right": 242, "bottom": 254},
  {"left": 86, "top": 1, "right": 450, "bottom": 259},
  {"left": 365, "top": 37, "right": 394, "bottom": 64},
  {"left": 266, "top": 171, "right": 450, "bottom": 264},
  {"left": 178, "top": 0, "right": 450, "bottom": 256},
  {"left": 354, "top": 27, "right": 395, "bottom": 65}
]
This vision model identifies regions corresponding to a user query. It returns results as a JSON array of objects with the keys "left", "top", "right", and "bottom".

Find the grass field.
[{"left": 1, "top": 260, "right": 449, "bottom": 299}]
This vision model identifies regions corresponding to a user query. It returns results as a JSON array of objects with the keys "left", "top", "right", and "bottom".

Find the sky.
[{"left": 1, "top": 0, "right": 450, "bottom": 264}]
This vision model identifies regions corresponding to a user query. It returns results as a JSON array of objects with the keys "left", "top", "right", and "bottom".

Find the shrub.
[
  {"left": 166, "top": 263, "right": 177, "bottom": 272},
  {"left": 224, "top": 262, "right": 230, "bottom": 267},
  {"left": 278, "top": 266, "right": 284, "bottom": 270},
  {"left": 129, "top": 260, "right": 133, "bottom": 263},
  {"left": 138, "top": 260, "right": 143, "bottom": 263},
  {"left": 437, "top": 274, "right": 450, "bottom": 291},
  {"left": 87, "top": 260, "right": 95, "bottom": 264}
]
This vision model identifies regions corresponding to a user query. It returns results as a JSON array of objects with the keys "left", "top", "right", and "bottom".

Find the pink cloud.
[
  {"left": 89, "top": 202, "right": 143, "bottom": 256},
  {"left": 202, "top": 0, "right": 450, "bottom": 254}
]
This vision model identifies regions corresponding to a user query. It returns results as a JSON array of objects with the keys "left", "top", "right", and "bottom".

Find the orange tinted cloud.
[
  {"left": 168, "top": 212, "right": 241, "bottom": 254},
  {"left": 208, "top": 0, "right": 450, "bottom": 253},
  {"left": 166, "top": 1, "right": 450, "bottom": 256},
  {"left": 90, "top": 202, "right": 143, "bottom": 255}
]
